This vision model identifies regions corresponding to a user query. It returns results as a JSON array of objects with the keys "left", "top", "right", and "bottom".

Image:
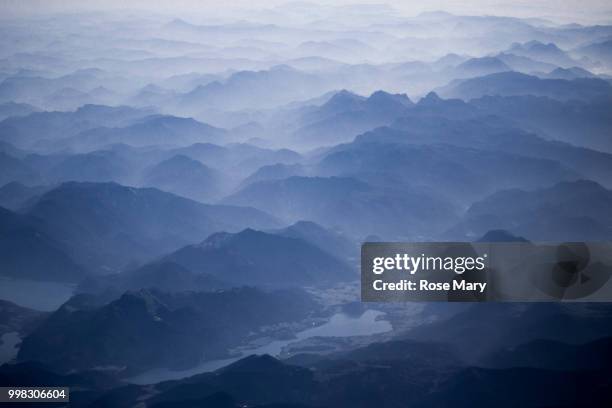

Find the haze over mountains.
[{"left": 1, "top": 2, "right": 612, "bottom": 407}]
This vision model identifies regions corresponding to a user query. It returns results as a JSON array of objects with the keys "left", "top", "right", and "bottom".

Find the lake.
[{"left": 128, "top": 309, "right": 392, "bottom": 384}]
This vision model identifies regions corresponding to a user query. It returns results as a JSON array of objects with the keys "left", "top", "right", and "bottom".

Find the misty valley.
[{"left": 1, "top": 2, "right": 612, "bottom": 407}]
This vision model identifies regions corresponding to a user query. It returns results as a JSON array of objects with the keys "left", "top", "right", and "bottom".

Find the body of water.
[{"left": 128, "top": 309, "right": 392, "bottom": 384}]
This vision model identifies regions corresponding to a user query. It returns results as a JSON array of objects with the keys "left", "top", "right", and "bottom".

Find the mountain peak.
[
  {"left": 167, "top": 226, "right": 354, "bottom": 287},
  {"left": 523, "top": 40, "right": 561, "bottom": 51},
  {"left": 317, "top": 89, "right": 366, "bottom": 115},
  {"left": 198, "top": 231, "right": 234, "bottom": 249},
  {"left": 477, "top": 230, "right": 529, "bottom": 242},
  {"left": 367, "top": 90, "right": 413, "bottom": 107},
  {"left": 418, "top": 91, "right": 442, "bottom": 104},
  {"left": 219, "top": 354, "right": 288, "bottom": 374},
  {"left": 327, "top": 89, "right": 363, "bottom": 103}
]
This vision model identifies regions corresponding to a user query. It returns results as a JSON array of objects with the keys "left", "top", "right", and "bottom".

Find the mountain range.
[
  {"left": 23, "top": 182, "right": 279, "bottom": 273},
  {"left": 18, "top": 288, "right": 317, "bottom": 375}
]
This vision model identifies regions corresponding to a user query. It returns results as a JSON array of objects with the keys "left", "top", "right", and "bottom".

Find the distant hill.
[
  {"left": 59, "top": 115, "right": 228, "bottom": 151},
  {"left": 470, "top": 94, "right": 612, "bottom": 152},
  {"left": 0, "top": 206, "right": 85, "bottom": 282},
  {"left": 483, "top": 337, "right": 612, "bottom": 371},
  {"left": 495, "top": 52, "right": 557, "bottom": 73},
  {"left": 141, "top": 154, "right": 224, "bottom": 202},
  {"left": 273, "top": 220, "right": 357, "bottom": 263},
  {"left": 506, "top": 41, "right": 577, "bottom": 67},
  {"left": 318, "top": 135, "right": 578, "bottom": 205},
  {"left": 290, "top": 90, "right": 413, "bottom": 148},
  {"left": 162, "top": 228, "right": 355, "bottom": 287},
  {"left": 357, "top": 108, "right": 612, "bottom": 187},
  {"left": 175, "top": 65, "right": 331, "bottom": 112},
  {"left": 82, "top": 338, "right": 612, "bottom": 407},
  {"left": 18, "top": 288, "right": 317, "bottom": 374},
  {"left": 0, "top": 104, "right": 153, "bottom": 150},
  {"left": 453, "top": 180, "right": 612, "bottom": 241},
  {"left": 224, "top": 176, "right": 459, "bottom": 240},
  {"left": 572, "top": 39, "right": 612, "bottom": 65},
  {"left": 0, "top": 361, "right": 119, "bottom": 404},
  {"left": 438, "top": 71, "right": 612, "bottom": 101},
  {"left": 453, "top": 56, "right": 512, "bottom": 77},
  {"left": 79, "top": 260, "right": 228, "bottom": 295},
  {"left": 0, "top": 182, "right": 49, "bottom": 211},
  {"left": 239, "top": 163, "right": 306, "bottom": 188},
  {"left": 544, "top": 66, "right": 596, "bottom": 80},
  {"left": 406, "top": 302, "right": 612, "bottom": 363},
  {"left": 47, "top": 150, "right": 133, "bottom": 184},
  {"left": 477, "top": 230, "right": 528, "bottom": 242},
  {"left": 169, "top": 142, "right": 302, "bottom": 178},
  {"left": 0, "top": 102, "right": 39, "bottom": 121},
  {"left": 0, "top": 299, "right": 46, "bottom": 337},
  {"left": 0, "top": 152, "right": 41, "bottom": 186},
  {"left": 24, "top": 182, "right": 279, "bottom": 273}
]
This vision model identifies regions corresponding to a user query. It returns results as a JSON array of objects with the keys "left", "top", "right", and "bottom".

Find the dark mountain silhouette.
[
  {"left": 24, "top": 182, "right": 279, "bottom": 273},
  {"left": 1, "top": 10, "right": 612, "bottom": 408},
  {"left": 18, "top": 288, "right": 317, "bottom": 375},
  {"left": 176, "top": 66, "right": 330, "bottom": 112},
  {"left": 273, "top": 220, "right": 357, "bottom": 262},
  {"left": 81, "top": 343, "right": 612, "bottom": 408},
  {"left": 483, "top": 336, "right": 612, "bottom": 370},
  {"left": 161, "top": 228, "right": 354, "bottom": 287},
  {"left": 0, "top": 361, "right": 119, "bottom": 406},
  {"left": 0, "top": 182, "right": 48, "bottom": 211},
  {"left": 318, "top": 137, "right": 578, "bottom": 204},
  {"left": 331, "top": 338, "right": 462, "bottom": 368},
  {"left": 470, "top": 94, "right": 612, "bottom": 152},
  {"left": 89, "top": 353, "right": 319, "bottom": 407},
  {"left": 80, "top": 261, "right": 228, "bottom": 295},
  {"left": 406, "top": 302, "right": 612, "bottom": 363},
  {"left": 412, "top": 91, "right": 479, "bottom": 118},
  {"left": 239, "top": 163, "right": 306, "bottom": 188},
  {"left": 495, "top": 52, "right": 557, "bottom": 73},
  {"left": 47, "top": 150, "right": 133, "bottom": 184},
  {"left": 411, "top": 365, "right": 612, "bottom": 408},
  {"left": 439, "top": 71, "right": 612, "bottom": 101},
  {"left": 310, "top": 90, "right": 365, "bottom": 118},
  {"left": 454, "top": 180, "right": 612, "bottom": 240},
  {"left": 290, "top": 90, "right": 413, "bottom": 148},
  {"left": 0, "top": 105, "right": 153, "bottom": 150},
  {"left": 0, "top": 299, "right": 46, "bottom": 337},
  {"left": 0, "top": 68, "right": 127, "bottom": 107},
  {"left": 358, "top": 111, "right": 612, "bottom": 187},
  {"left": 0, "top": 152, "right": 41, "bottom": 186},
  {"left": 477, "top": 230, "right": 528, "bottom": 242},
  {"left": 0, "top": 102, "right": 39, "bottom": 121},
  {"left": 142, "top": 154, "right": 224, "bottom": 202},
  {"left": 170, "top": 143, "right": 302, "bottom": 177},
  {"left": 224, "top": 176, "right": 459, "bottom": 240},
  {"left": 0, "top": 206, "right": 85, "bottom": 282},
  {"left": 61, "top": 115, "right": 227, "bottom": 151}
]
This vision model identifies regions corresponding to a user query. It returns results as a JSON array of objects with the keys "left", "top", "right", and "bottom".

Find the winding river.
[{"left": 128, "top": 309, "right": 392, "bottom": 384}]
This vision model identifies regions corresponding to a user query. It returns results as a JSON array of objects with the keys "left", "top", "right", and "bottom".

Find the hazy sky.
[{"left": 1, "top": 0, "right": 611, "bottom": 24}]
